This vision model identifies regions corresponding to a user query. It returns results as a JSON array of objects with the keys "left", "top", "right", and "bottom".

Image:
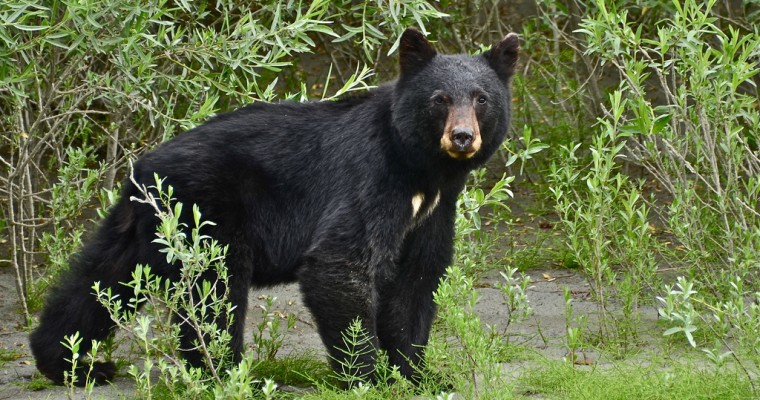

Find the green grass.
[
  {"left": 251, "top": 353, "right": 332, "bottom": 388},
  {"left": 23, "top": 372, "right": 56, "bottom": 391},
  {"left": 0, "top": 348, "right": 22, "bottom": 367},
  {"left": 517, "top": 359, "right": 754, "bottom": 400}
]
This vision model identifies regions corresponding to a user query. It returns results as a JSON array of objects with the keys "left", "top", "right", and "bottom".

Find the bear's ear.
[
  {"left": 398, "top": 28, "right": 437, "bottom": 77},
  {"left": 483, "top": 33, "right": 520, "bottom": 83}
]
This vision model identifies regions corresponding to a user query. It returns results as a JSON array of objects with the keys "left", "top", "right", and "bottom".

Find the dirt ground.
[{"left": 0, "top": 191, "right": 663, "bottom": 400}]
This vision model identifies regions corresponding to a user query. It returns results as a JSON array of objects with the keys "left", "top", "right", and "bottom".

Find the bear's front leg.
[
  {"left": 376, "top": 195, "right": 457, "bottom": 383},
  {"left": 297, "top": 207, "right": 383, "bottom": 384},
  {"left": 298, "top": 253, "right": 379, "bottom": 384}
]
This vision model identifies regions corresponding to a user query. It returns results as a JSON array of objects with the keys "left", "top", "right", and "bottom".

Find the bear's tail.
[{"left": 30, "top": 183, "right": 144, "bottom": 385}]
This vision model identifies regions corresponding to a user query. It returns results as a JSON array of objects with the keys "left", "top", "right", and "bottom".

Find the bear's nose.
[{"left": 451, "top": 128, "right": 474, "bottom": 151}]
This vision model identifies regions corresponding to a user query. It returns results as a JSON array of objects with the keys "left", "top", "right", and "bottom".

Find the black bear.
[{"left": 30, "top": 28, "right": 519, "bottom": 385}]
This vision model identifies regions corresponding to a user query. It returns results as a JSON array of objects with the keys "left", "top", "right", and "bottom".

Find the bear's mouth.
[{"left": 445, "top": 149, "right": 477, "bottom": 159}]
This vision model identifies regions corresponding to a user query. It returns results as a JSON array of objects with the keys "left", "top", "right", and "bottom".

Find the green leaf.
[{"left": 652, "top": 114, "right": 672, "bottom": 135}]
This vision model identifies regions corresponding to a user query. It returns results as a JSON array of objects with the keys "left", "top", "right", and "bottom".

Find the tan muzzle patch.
[{"left": 440, "top": 104, "right": 481, "bottom": 159}]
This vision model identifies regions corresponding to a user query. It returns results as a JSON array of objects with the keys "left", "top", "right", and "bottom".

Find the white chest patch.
[
  {"left": 411, "top": 192, "right": 425, "bottom": 218},
  {"left": 410, "top": 190, "right": 441, "bottom": 225},
  {"left": 429, "top": 191, "right": 441, "bottom": 213}
]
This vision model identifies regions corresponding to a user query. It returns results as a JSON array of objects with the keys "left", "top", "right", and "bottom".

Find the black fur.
[{"left": 30, "top": 29, "right": 519, "bottom": 385}]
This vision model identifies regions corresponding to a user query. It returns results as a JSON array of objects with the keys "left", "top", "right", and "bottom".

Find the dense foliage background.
[{"left": 1, "top": 0, "right": 760, "bottom": 398}]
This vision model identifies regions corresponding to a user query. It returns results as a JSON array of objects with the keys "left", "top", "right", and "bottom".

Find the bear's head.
[{"left": 391, "top": 28, "right": 519, "bottom": 171}]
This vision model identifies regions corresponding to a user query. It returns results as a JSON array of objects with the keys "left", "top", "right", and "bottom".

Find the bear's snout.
[
  {"left": 441, "top": 105, "right": 482, "bottom": 159},
  {"left": 450, "top": 127, "right": 474, "bottom": 151}
]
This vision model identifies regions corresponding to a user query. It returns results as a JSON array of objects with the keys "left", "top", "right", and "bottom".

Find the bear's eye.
[
  {"left": 433, "top": 96, "right": 445, "bottom": 105},
  {"left": 477, "top": 95, "right": 488, "bottom": 104}
]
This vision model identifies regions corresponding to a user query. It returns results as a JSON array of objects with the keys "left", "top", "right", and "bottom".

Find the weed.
[
  {"left": 658, "top": 275, "right": 760, "bottom": 391},
  {"left": 562, "top": 287, "right": 588, "bottom": 365},
  {"left": 330, "top": 318, "right": 377, "bottom": 388},
  {"left": 574, "top": 0, "right": 760, "bottom": 388},
  {"left": 251, "top": 295, "right": 297, "bottom": 361},
  {"left": 31, "top": 147, "right": 104, "bottom": 314},
  {"left": 579, "top": 0, "right": 760, "bottom": 282},
  {"left": 549, "top": 91, "right": 657, "bottom": 348},
  {"left": 428, "top": 265, "right": 513, "bottom": 398},
  {"left": 60, "top": 332, "right": 100, "bottom": 399},
  {"left": 496, "top": 266, "right": 533, "bottom": 331}
]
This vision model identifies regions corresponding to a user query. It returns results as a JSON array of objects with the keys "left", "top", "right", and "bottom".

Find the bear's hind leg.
[{"left": 174, "top": 250, "right": 252, "bottom": 371}]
